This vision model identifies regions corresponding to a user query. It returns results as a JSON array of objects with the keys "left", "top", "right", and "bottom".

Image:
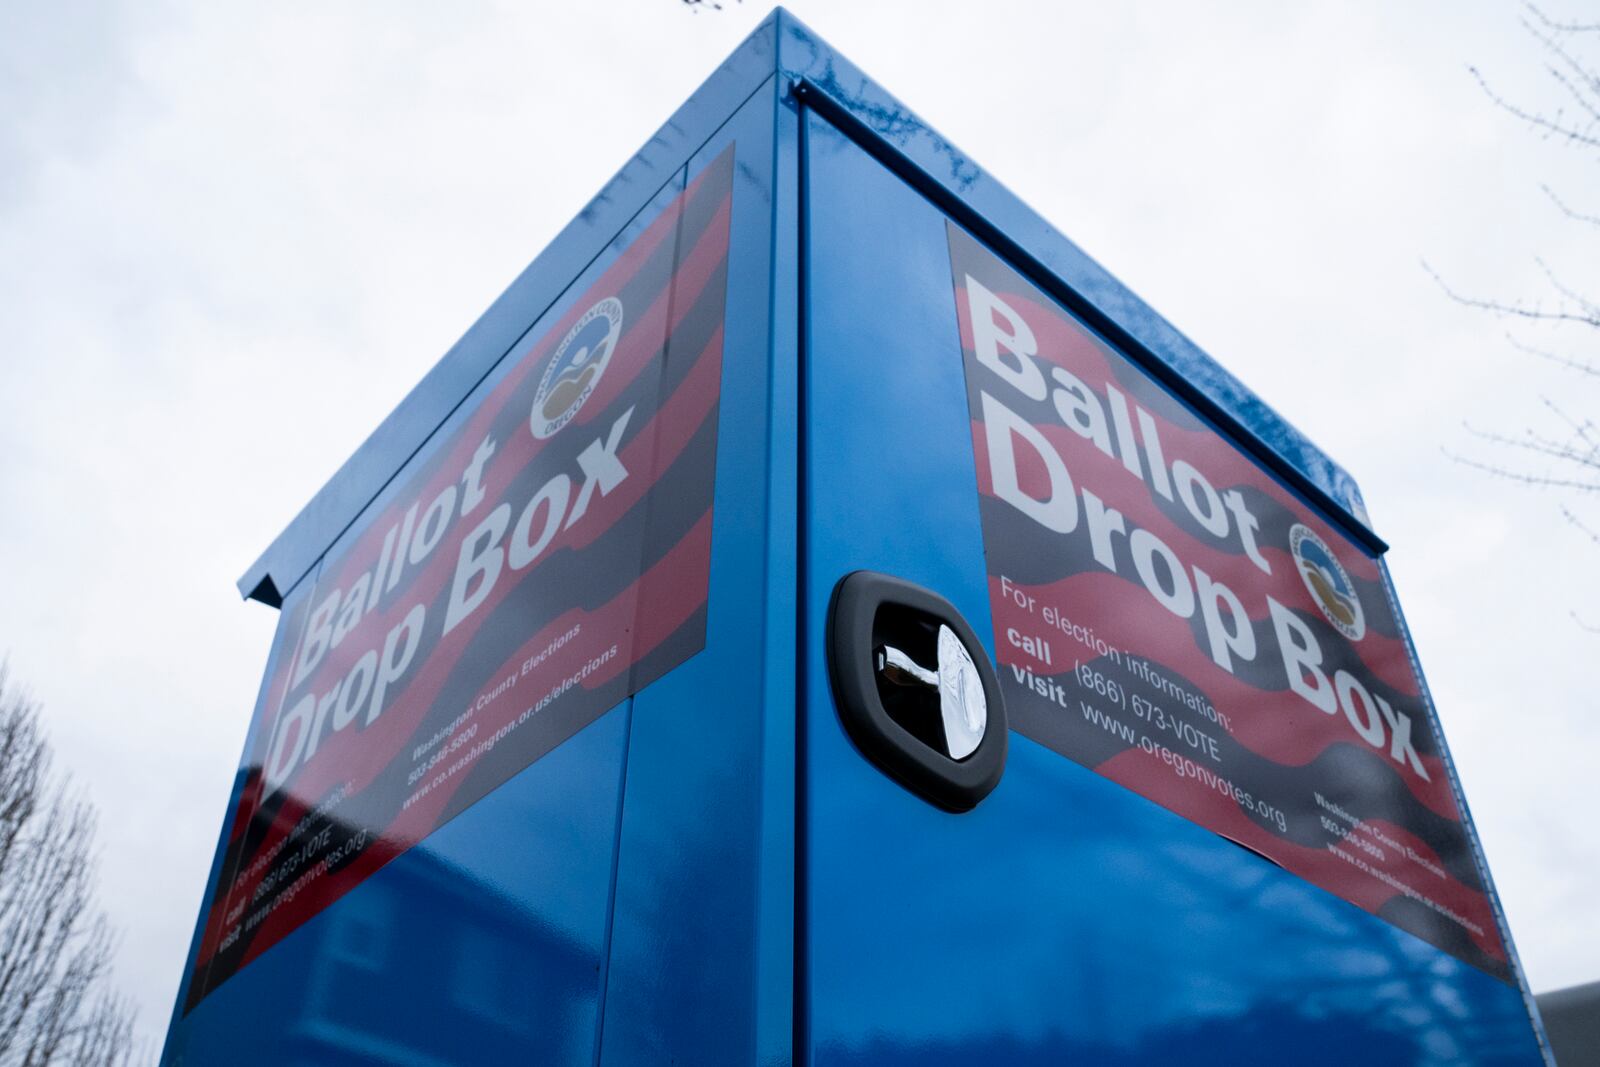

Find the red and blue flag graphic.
[
  {"left": 184, "top": 146, "right": 735, "bottom": 1009},
  {"left": 947, "top": 220, "right": 1510, "bottom": 982}
]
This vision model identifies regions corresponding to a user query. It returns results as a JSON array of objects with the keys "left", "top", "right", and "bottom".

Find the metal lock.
[
  {"left": 827, "top": 571, "right": 1006, "bottom": 811},
  {"left": 874, "top": 625, "right": 987, "bottom": 760}
]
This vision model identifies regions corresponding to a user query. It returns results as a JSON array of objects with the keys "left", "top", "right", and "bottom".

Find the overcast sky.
[{"left": 2, "top": 0, "right": 1596, "bottom": 1050}]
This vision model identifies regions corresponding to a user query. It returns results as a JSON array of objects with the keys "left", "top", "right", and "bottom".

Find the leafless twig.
[{"left": 0, "top": 665, "right": 136, "bottom": 1067}]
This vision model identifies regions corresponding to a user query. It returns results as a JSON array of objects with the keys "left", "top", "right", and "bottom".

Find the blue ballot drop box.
[{"left": 161, "top": 11, "right": 1556, "bottom": 1066}]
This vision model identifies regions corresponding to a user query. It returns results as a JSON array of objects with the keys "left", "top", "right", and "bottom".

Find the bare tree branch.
[
  {"left": 1542, "top": 183, "right": 1600, "bottom": 227},
  {"left": 1561, "top": 504, "right": 1600, "bottom": 547},
  {"left": 1521, "top": 7, "right": 1600, "bottom": 110},
  {"left": 0, "top": 666, "right": 136, "bottom": 1067},
  {"left": 1423, "top": 260, "right": 1600, "bottom": 329},
  {"left": 1458, "top": 428, "right": 1600, "bottom": 474},
  {"left": 1468, "top": 5, "right": 1600, "bottom": 148},
  {"left": 1446, "top": 8, "right": 1600, "bottom": 630},
  {"left": 1468, "top": 64, "right": 1600, "bottom": 148},
  {"left": 1505, "top": 332, "right": 1600, "bottom": 377},
  {"left": 1443, "top": 447, "right": 1600, "bottom": 493},
  {"left": 1525, "top": 4, "right": 1600, "bottom": 35},
  {"left": 1535, "top": 256, "right": 1600, "bottom": 320}
]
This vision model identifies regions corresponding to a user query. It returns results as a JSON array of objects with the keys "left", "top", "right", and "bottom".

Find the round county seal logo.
[
  {"left": 1290, "top": 522, "right": 1365, "bottom": 641},
  {"left": 530, "top": 297, "right": 624, "bottom": 440}
]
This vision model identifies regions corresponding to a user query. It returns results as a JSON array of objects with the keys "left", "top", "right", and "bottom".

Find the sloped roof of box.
[{"left": 239, "top": 7, "right": 1379, "bottom": 607}]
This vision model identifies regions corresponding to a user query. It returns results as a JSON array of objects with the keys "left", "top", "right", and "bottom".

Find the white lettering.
[
  {"left": 967, "top": 275, "right": 1045, "bottom": 401},
  {"left": 566, "top": 407, "right": 634, "bottom": 529},
  {"left": 1269, "top": 596, "right": 1335, "bottom": 713},
  {"left": 983, "top": 392, "right": 1078, "bottom": 533},
  {"left": 444, "top": 504, "right": 511, "bottom": 637}
]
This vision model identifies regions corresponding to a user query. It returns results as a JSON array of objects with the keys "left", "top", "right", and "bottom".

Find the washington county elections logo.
[
  {"left": 1290, "top": 523, "right": 1365, "bottom": 641},
  {"left": 531, "top": 297, "right": 623, "bottom": 440}
]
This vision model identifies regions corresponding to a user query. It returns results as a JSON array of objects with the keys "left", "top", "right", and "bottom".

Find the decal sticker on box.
[
  {"left": 946, "top": 221, "right": 1511, "bottom": 982},
  {"left": 184, "top": 146, "right": 735, "bottom": 1009}
]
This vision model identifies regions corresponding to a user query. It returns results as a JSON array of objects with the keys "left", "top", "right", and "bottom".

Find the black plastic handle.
[{"left": 826, "top": 571, "right": 1007, "bottom": 812}]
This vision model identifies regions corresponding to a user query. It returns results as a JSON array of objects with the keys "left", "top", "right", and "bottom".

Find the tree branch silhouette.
[
  {"left": 1434, "top": 4, "right": 1600, "bottom": 590},
  {"left": 0, "top": 666, "right": 136, "bottom": 1067}
]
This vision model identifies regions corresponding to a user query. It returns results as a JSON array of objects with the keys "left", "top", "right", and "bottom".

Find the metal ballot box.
[{"left": 162, "top": 11, "right": 1554, "bottom": 1066}]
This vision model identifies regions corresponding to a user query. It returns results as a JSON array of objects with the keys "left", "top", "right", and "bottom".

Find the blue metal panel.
[
  {"left": 235, "top": 12, "right": 785, "bottom": 606},
  {"left": 164, "top": 709, "right": 627, "bottom": 1066},
  {"left": 597, "top": 79, "right": 794, "bottom": 1067},
  {"left": 166, "top": 165, "right": 703, "bottom": 1065},
  {"left": 770, "top": 10, "right": 1382, "bottom": 555},
  {"left": 799, "top": 107, "right": 1544, "bottom": 1066},
  {"left": 185, "top": 10, "right": 1556, "bottom": 1067},
  {"left": 754, "top": 83, "right": 803, "bottom": 1067}
]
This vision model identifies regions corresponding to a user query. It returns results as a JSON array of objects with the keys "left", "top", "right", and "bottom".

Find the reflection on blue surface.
[
  {"left": 801, "top": 106, "right": 1544, "bottom": 1067},
  {"left": 807, "top": 739, "right": 1538, "bottom": 1067},
  {"left": 164, "top": 706, "right": 625, "bottom": 1066},
  {"left": 825, "top": 1006, "right": 1427, "bottom": 1067},
  {"left": 599, "top": 87, "right": 790, "bottom": 1066},
  {"left": 169, "top": 77, "right": 789, "bottom": 1066}
]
